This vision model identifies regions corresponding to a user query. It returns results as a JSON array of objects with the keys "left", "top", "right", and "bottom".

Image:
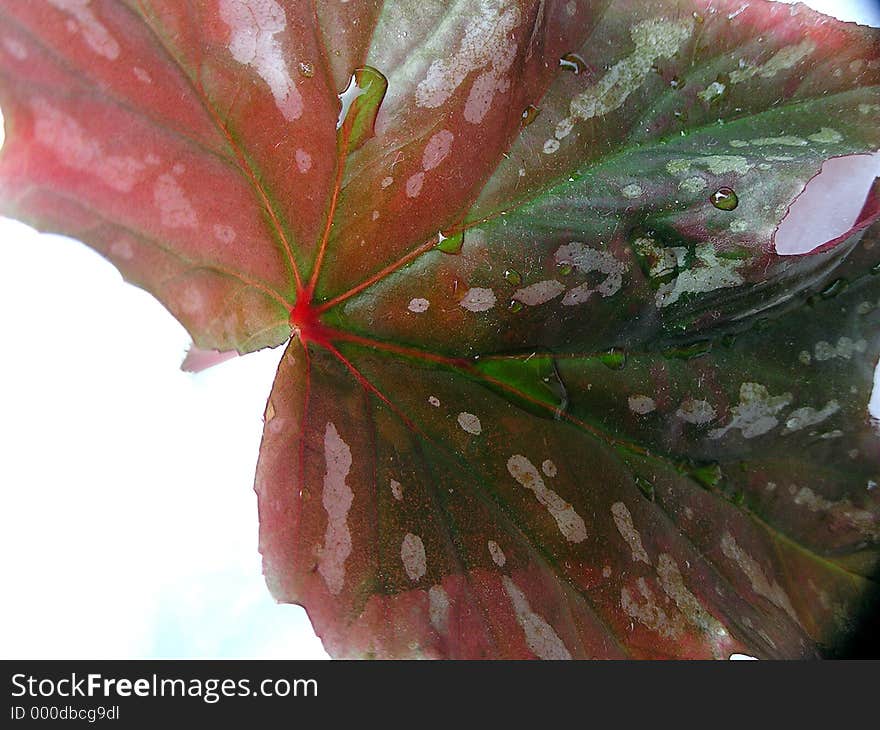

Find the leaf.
[{"left": 1, "top": 0, "right": 879, "bottom": 658}]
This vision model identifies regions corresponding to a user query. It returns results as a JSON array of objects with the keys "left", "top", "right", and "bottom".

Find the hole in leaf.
[{"left": 774, "top": 153, "right": 880, "bottom": 256}]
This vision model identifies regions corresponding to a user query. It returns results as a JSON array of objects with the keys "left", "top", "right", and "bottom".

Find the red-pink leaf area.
[{"left": 2, "top": 0, "right": 880, "bottom": 659}]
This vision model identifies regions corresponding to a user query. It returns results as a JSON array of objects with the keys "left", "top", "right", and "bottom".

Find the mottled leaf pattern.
[{"left": 1, "top": 0, "right": 879, "bottom": 658}]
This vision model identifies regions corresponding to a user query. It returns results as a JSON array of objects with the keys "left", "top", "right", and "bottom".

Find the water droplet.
[
  {"left": 634, "top": 475, "right": 655, "bottom": 502},
  {"left": 599, "top": 348, "right": 627, "bottom": 370},
  {"left": 472, "top": 354, "right": 568, "bottom": 419},
  {"left": 559, "top": 52, "right": 587, "bottom": 74},
  {"left": 717, "top": 246, "right": 751, "bottom": 261},
  {"left": 662, "top": 340, "right": 713, "bottom": 360},
  {"left": 337, "top": 66, "right": 388, "bottom": 152},
  {"left": 337, "top": 77, "right": 365, "bottom": 129},
  {"left": 508, "top": 300, "right": 524, "bottom": 313},
  {"left": 820, "top": 278, "right": 848, "bottom": 299},
  {"left": 436, "top": 230, "right": 464, "bottom": 254},
  {"left": 711, "top": 187, "right": 739, "bottom": 211},
  {"left": 504, "top": 269, "right": 522, "bottom": 286},
  {"left": 684, "top": 461, "right": 723, "bottom": 489},
  {"left": 299, "top": 61, "right": 315, "bottom": 78},
  {"left": 521, "top": 105, "right": 540, "bottom": 127},
  {"left": 557, "top": 262, "right": 574, "bottom": 277}
]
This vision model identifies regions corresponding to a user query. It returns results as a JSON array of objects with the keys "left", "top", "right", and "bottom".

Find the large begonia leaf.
[{"left": 1, "top": 0, "right": 879, "bottom": 659}]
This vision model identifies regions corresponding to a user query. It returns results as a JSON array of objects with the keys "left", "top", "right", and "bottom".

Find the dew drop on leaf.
[
  {"left": 473, "top": 354, "right": 569, "bottom": 419},
  {"left": 599, "top": 348, "right": 627, "bottom": 370},
  {"left": 504, "top": 269, "right": 522, "bottom": 286},
  {"left": 662, "top": 340, "right": 713, "bottom": 361},
  {"left": 684, "top": 462, "right": 724, "bottom": 490},
  {"left": 711, "top": 187, "right": 739, "bottom": 211},
  {"left": 820, "top": 278, "right": 849, "bottom": 299},
  {"left": 436, "top": 230, "right": 464, "bottom": 254},
  {"left": 634, "top": 475, "right": 655, "bottom": 502},
  {"left": 521, "top": 105, "right": 540, "bottom": 127},
  {"left": 559, "top": 52, "right": 587, "bottom": 74},
  {"left": 337, "top": 66, "right": 388, "bottom": 152}
]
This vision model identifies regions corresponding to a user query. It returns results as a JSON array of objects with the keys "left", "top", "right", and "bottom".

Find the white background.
[{"left": 0, "top": 0, "right": 878, "bottom": 659}]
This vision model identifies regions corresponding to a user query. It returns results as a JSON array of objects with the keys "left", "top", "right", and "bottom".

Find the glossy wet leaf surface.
[{"left": 1, "top": 0, "right": 879, "bottom": 658}]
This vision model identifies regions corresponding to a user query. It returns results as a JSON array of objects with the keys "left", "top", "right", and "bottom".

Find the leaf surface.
[{"left": 2, "top": 0, "right": 879, "bottom": 658}]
